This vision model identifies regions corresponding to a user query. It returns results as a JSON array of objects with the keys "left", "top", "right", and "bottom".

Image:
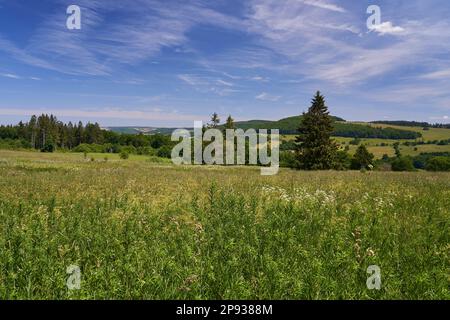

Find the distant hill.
[
  {"left": 234, "top": 116, "right": 422, "bottom": 139},
  {"left": 371, "top": 120, "right": 450, "bottom": 129},
  {"left": 233, "top": 116, "right": 345, "bottom": 132},
  {"left": 106, "top": 115, "right": 424, "bottom": 140},
  {"left": 105, "top": 127, "right": 182, "bottom": 135}
]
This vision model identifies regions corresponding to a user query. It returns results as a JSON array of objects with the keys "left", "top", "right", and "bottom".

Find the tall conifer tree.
[{"left": 296, "top": 91, "right": 337, "bottom": 170}]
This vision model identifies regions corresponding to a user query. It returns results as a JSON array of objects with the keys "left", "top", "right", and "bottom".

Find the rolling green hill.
[
  {"left": 105, "top": 116, "right": 447, "bottom": 140},
  {"left": 234, "top": 116, "right": 422, "bottom": 139}
]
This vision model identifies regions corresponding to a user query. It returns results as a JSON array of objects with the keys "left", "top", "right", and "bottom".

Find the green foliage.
[
  {"left": 391, "top": 157, "right": 415, "bottom": 172},
  {"left": 351, "top": 145, "right": 374, "bottom": 170},
  {"left": 72, "top": 143, "right": 106, "bottom": 153},
  {"left": 40, "top": 139, "right": 56, "bottom": 153},
  {"left": 149, "top": 134, "right": 170, "bottom": 149},
  {"left": 334, "top": 150, "right": 352, "bottom": 170},
  {"left": 209, "top": 112, "right": 220, "bottom": 128},
  {"left": 425, "top": 157, "right": 450, "bottom": 171},
  {"left": 119, "top": 151, "right": 129, "bottom": 160},
  {"left": 0, "top": 115, "right": 177, "bottom": 154},
  {"left": 296, "top": 92, "right": 338, "bottom": 170},
  {"left": 157, "top": 145, "right": 173, "bottom": 159},
  {"left": 393, "top": 142, "right": 401, "bottom": 158},
  {"left": 412, "top": 152, "right": 450, "bottom": 169},
  {"left": 224, "top": 115, "right": 235, "bottom": 130},
  {"left": 0, "top": 138, "right": 32, "bottom": 150},
  {"left": 279, "top": 151, "right": 298, "bottom": 168}
]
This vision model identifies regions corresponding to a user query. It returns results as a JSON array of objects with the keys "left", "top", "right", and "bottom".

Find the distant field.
[
  {"left": 0, "top": 150, "right": 448, "bottom": 299},
  {"left": 283, "top": 124, "right": 450, "bottom": 159},
  {"left": 362, "top": 123, "right": 450, "bottom": 142}
]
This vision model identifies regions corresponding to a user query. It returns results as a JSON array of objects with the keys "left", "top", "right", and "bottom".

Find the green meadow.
[{"left": 0, "top": 150, "right": 448, "bottom": 299}]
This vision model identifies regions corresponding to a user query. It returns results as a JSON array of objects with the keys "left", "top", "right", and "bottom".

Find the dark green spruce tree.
[{"left": 295, "top": 91, "right": 338, "bottom": 170}]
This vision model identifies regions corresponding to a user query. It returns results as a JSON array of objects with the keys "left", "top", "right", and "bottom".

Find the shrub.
[
  {"left": 73, "top": 143, "right": 99, "bottom": 153},
  {"left": 391, "top": 157, "right": 415, "bottom": 172},
  {"left": 425, "top": 157, "right": 450, "bottom": 172},
  {"left": 119, "top": 151, "right": 129, "bottom": 160},
  {"left": 157, "top": 145, "right": 173, "bottom": 159},
  {"left": 137, "top": 146, "right": 155, "bottom": 156},
  {"left": 41, "top": 141, "right": 55, "bottom": 153},
  {"left": 119, "top": 145, "right": 137, "bottom": 155},
  {"left": 280, "top": 151, "right": 298, "bottom": 168},
  {"left": 334, "top": 151, "right": 352, "bottom": 170}
]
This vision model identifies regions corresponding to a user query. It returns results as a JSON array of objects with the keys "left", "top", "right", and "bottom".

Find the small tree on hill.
[
  {"left": 225, "top": 115, "right": 235, "bottom": 129},
  {"left": 295, "top": 91, "right": 338, "bottom": 170},
  {"left": 209, "top": 113, "right": 220, "bottom": 128}
]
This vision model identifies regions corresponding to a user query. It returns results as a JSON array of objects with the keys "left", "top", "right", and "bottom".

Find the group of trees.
[
  {"left": 0, "top": 115, "right": 104, "bottom": 152},
  {"left": 0, "top": 114, "right": 174, "bottom": 155}
]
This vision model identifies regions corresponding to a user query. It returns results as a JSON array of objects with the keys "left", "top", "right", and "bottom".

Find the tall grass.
[{"left": 0, "top": 150, "right": 448, "bottom": 299}]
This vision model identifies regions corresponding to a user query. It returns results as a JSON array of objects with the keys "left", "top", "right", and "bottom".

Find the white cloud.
[
  {"left": 256, "top": 92, "right": 281, "bottom": 102},
  {"left": 216, "top": 79, "right": 234, "bottom": 87},
  {"left": 370, "top": 21, "right": 405, "bottom": 36},
  {"left": 422, "top": 69, "right": 450, "bottom": 80},
  {"left": 1, "top": 73, "right": 20, "bottom": 79},
  {"left": 429, "top": 115, "right": 449, "bottom": 122},
  {"left": 178, "top": 74, "right": 202, "bottom": 86},
  {"left": 302, "top": 0, "right": 346, "bottom": 13},
  {"left": 251, "top": 76, "right": 269, "bottom": 82}
]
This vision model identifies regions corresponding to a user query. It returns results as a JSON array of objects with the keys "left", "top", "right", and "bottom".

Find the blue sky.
[{"left": 0, "top": 0, "right": 449, "bottom": 126}]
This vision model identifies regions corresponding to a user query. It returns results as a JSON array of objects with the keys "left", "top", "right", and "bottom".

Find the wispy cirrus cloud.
[
  {"left": 1, "top": 73, "right": 20, "bottom": 79},
  {"left": 302, "top": 0, "right": 346, "bottom": 13},
  {"left": 0, "top": 0, "right": 246, "bottom": 76},
  {"left": 256, "top": 92, "right": 281, "bottom": 102}
]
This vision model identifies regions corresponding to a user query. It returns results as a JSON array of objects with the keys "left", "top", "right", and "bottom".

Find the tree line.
[{"left": 0, "top": 114, "right": 173, "bottom": 153}]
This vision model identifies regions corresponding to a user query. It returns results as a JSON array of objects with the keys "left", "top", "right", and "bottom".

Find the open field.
[
  {"left": 283, "top": 125, "right": 450, "bottom": 159},
  {"left": 363, "top": 124, "right": 450, "bottom": 142},
  {"left": 0, "top": 150, "right": 449, "bottom": 299}
]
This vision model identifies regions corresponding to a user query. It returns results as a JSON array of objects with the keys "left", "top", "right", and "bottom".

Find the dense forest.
[{"left": 0, "top": 114, "right": 173, "bottom": 154}]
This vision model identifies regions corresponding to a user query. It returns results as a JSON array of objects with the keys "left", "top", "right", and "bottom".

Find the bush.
[
  {"left": 119, "top": 145, "right": 137, "bottom": 155},
  {"left": 280, "top": 151, "right": 298, "bottom": 168},
  {"left": 425, "top": 157, "right": 450, "bottom": 172},
  {"left": 0, "top": 138, "right": 32, "bottom": 150},
  {"left": 334, "top": 151, "right": 352, "bottom": 170},
  {"left": 136, "top": 146, "right": 155, "bottom": 156},
  {"left": 391, "top": 157, "right": 415, "bottom": 172},
  {"left": 157, "top": 145, "right": 173, "bottom": 159},
  {"left": 73, "top": 144, "right": 93, "bottom": 153},
  {"left": 119, "top": 151, "right": 129, "bottom": 160},
  {"left": 41, "top": 141, "right": 55, "bottom": 153}
]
